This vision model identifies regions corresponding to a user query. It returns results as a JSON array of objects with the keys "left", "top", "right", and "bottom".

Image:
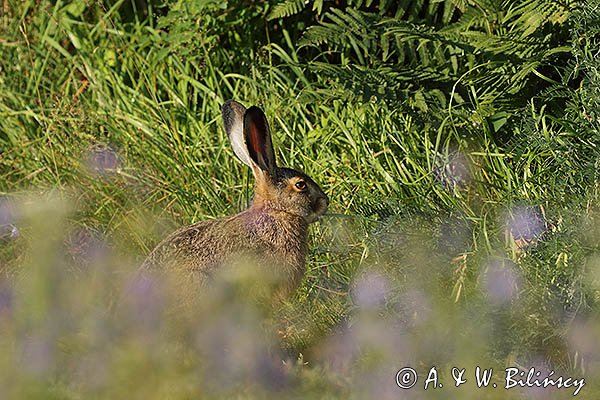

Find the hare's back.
[{"left": 142, "top": 218, "right": 242, "bottom": 273}]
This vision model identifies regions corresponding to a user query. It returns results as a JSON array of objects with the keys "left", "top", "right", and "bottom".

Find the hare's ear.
[
  {"left": 243, "top": 106, "right": 277, "bottom": 176},
  {"left": 222, "top": 100, "right": 254, "bottom": 167}
]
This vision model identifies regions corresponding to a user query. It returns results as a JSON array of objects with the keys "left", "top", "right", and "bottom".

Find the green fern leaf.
[{"left": 268, "top": 0, "right": 306, "bottom": 20}]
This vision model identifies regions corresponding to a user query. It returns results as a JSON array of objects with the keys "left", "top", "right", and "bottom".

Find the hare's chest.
[
  {"left": 241, "top": 213, "right": 307, "bottom": 266},
  {"left": 246, "top": 211, "right": 300, "bottom": 238}
]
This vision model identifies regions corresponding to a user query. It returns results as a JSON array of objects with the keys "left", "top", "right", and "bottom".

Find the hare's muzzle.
[{"left": 314, "top": 195, "right": 329, "bottom": 217}]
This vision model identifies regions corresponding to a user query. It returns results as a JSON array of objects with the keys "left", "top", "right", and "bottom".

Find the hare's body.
[
  {"left": 142, "top": 101, "right": 328, "bottom": 297},
  {"left": 143, "top": 207, "right": 309, "bottom": 295}
]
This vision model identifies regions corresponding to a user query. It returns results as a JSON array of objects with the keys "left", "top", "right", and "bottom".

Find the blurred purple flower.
[
  {"left": 0, "top": 281, "right": 13, "bottom": 319},
  {"left": 485, "top": 259, "right": 520, "bottom": 304},
  {"left": 66, "top": 228, "right": 110, "bottom": 266},
  {"left": 506, "top": 206, "right": 546, "bottom": 241},
  {"left": 195, "top": 306, "right": 275, "bottom": 392},
  {"left": 86, "top": 145, "right": 120, "bottom": 175},
  {"left": 255, "top": 354, "right": 289, "bottom": 391},
  {"left": 352, "top": 271, "right": 391, "bottom": 309},
  {"left": 21, "top": 334, "right": 55, "bottom": 377},
  {"left": 123, "top": 273, "right": 165, "bottom": 331},
  {"left": 0, "top": 198, "right": 13, "bottom": 226}
]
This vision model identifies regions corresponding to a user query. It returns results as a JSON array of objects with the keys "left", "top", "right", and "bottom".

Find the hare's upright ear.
[
  {"left": 222, "top": 100, "right": 254, "bottom": 168},
  {"left": 243, "top": 106, "right": 277, "bottom": 176}
]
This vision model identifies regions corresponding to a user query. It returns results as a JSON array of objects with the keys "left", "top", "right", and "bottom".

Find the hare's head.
[{"left": 222, "top": 100, "right": 328, "bottom": 224}]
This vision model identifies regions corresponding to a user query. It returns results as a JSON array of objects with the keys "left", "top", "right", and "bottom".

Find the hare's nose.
[{"left": 316, "top": 196, "right": 329, "bottom": 214}]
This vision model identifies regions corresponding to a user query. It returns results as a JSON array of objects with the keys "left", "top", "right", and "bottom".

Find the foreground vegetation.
[{"left": 1, "top": 0, "right": 600, "bottom": 398}]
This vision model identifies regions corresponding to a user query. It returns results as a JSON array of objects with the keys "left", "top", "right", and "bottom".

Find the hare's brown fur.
[{"left": 143, "top": 206, "right": 309, "bottom": 296}]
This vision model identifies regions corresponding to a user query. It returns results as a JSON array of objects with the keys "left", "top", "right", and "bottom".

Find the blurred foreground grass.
[{"left": 2, "top": 0, "right": 600, "bottom": 398}]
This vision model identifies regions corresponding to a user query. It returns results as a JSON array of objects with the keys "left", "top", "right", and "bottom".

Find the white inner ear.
[
  {"left": 227, "top": 117, "right": 255, "bottom": 168},
  {"left": 223, "top": 101, "right": 255, "bottom": 168}
]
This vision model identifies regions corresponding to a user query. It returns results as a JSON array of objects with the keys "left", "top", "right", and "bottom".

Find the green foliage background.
[{"left": 1, "top": 0, "right": 600, "bottom": 398}]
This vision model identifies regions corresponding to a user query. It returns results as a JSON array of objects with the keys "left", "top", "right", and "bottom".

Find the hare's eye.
[{"left": 294, "top": 180, "right": 307, "bottom": 191}]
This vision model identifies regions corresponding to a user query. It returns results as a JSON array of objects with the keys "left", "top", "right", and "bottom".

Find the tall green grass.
[{"left": 1, "top": 0, "right": 600, "bottom": 398}]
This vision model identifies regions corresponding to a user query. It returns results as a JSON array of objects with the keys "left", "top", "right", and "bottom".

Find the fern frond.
[{"left": 268, "top": 0, "right": 306, "bottom": 20}]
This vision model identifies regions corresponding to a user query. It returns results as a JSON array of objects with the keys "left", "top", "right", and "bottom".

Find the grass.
[{"left": 1, "top": 0, "right": 600, "bottom": 398}]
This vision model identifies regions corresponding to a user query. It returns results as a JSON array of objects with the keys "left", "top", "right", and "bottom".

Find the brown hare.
[{"left": 142, "top": 100, "right": 328, "bottom": 298}]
